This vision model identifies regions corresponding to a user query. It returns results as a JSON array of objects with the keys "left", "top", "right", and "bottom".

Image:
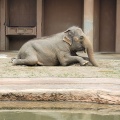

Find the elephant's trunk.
[
  {"left": 84, "top": 37, "right": 98, "bottom": 67},
  {"left": 87, "top": 46, "right": 98, "bottom": 67}
]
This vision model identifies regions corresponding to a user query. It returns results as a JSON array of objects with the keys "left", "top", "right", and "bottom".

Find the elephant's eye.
[{"left": 80, "top": 36, "right": 84, "bottom": 39}]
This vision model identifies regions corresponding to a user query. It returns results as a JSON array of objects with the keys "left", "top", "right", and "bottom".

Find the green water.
[{"left": 0, "top": 110, "right": 120, "bottom": 120}]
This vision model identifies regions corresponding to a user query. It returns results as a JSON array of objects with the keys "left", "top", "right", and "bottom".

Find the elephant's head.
[{"left": 63, "top": 26, "right": 98, "bottom": 67}]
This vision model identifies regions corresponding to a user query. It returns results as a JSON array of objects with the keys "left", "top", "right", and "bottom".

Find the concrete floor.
[
  {"left": 0, "top": 52, "right": 120, "bottom": 107},
  {"left": 0, "top": 51, "right": 120, "bottom": 78}
]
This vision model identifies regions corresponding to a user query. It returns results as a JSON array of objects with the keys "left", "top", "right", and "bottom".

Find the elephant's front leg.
[
  {"left": 58, "top": 53, "right": 89, "bottom": 66},
  {"left": 77, "top": 56, "right": 92, "bottom": 66}
]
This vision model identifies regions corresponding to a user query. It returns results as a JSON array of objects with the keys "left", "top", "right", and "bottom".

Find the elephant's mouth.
[{"left": 79, "top": 46, "right": 86, "bottom": 52}]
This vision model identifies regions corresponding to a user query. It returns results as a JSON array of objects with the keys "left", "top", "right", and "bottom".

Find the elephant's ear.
[
  {"left": 63, "top": 30, "right": 74, "bottom": 46},
  {"left": 63, "top": 36, "right": 72, "bottom": 46}
]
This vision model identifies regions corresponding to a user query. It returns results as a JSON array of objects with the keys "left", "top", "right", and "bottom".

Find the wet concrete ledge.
[{"left": 0, "top": 78, "right": 120, "bottom": 105}]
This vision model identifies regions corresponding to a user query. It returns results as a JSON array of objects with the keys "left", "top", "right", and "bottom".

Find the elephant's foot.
[
  {"left": 82, "top": 61, "right": 92, "bottom": 66},
  {"left": 11, "top": 58, "right": 17, "bottom": 65},
  {"left": 37, "top": 61, "right": 44, "bottom": 66},
  {"left": 11, "top": 58, "right": 22, "bottom": 65},
  {"left": 82, "top": 61, "right": 89, "bottom": 66}
]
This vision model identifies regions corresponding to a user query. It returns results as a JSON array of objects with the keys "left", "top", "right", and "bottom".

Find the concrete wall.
[
  {"left": 0, "top": 0, "right": 120, "bottom": 53},
  {"left": 0, "top": 0, "right": 6, "bottom": 50},
  {"left": 116, "top": 0, "right": 120, "bottom": 53},
  {"left": 43, "top": 0, "right": 83, "bottom": 36},
  {"left": 84, "top": 0, "right": 94, "bottom": 44}
]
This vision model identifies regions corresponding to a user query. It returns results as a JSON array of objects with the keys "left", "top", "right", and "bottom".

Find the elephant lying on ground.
[{"left": 12, "top": 26, "right": 98, "bottom": 66}]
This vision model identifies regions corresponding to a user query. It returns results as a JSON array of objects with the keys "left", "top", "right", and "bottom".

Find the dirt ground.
[{"left": 0, "top": 51, "right": 120, "bottom": 78}]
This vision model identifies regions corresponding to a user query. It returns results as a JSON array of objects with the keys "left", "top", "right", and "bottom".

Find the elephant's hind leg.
[{"left": 12, "top": 57, "right": 38, "bottom": 66}]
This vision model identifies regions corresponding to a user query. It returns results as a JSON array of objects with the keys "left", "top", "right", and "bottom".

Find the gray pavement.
[{"left": 0, "top": 78, "right": 120, "bottom": 105}]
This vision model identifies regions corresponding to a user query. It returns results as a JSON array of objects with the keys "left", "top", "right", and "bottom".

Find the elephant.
[{"left": 12, "top": 26, "right": 98, "bottom": 67}]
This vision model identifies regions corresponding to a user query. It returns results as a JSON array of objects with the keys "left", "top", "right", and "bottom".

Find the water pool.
[{"left": 0, "top": 110, "right": 120, "bottom": 120}]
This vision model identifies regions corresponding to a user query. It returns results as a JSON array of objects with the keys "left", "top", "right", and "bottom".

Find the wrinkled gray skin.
[{"left": 12, "top": 26, "right": 98, "bottom": 66}]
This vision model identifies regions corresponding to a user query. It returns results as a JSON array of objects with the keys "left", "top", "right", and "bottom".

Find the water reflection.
[{"left": 0, "top": 110, "right": 120, "bottom": 120}]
